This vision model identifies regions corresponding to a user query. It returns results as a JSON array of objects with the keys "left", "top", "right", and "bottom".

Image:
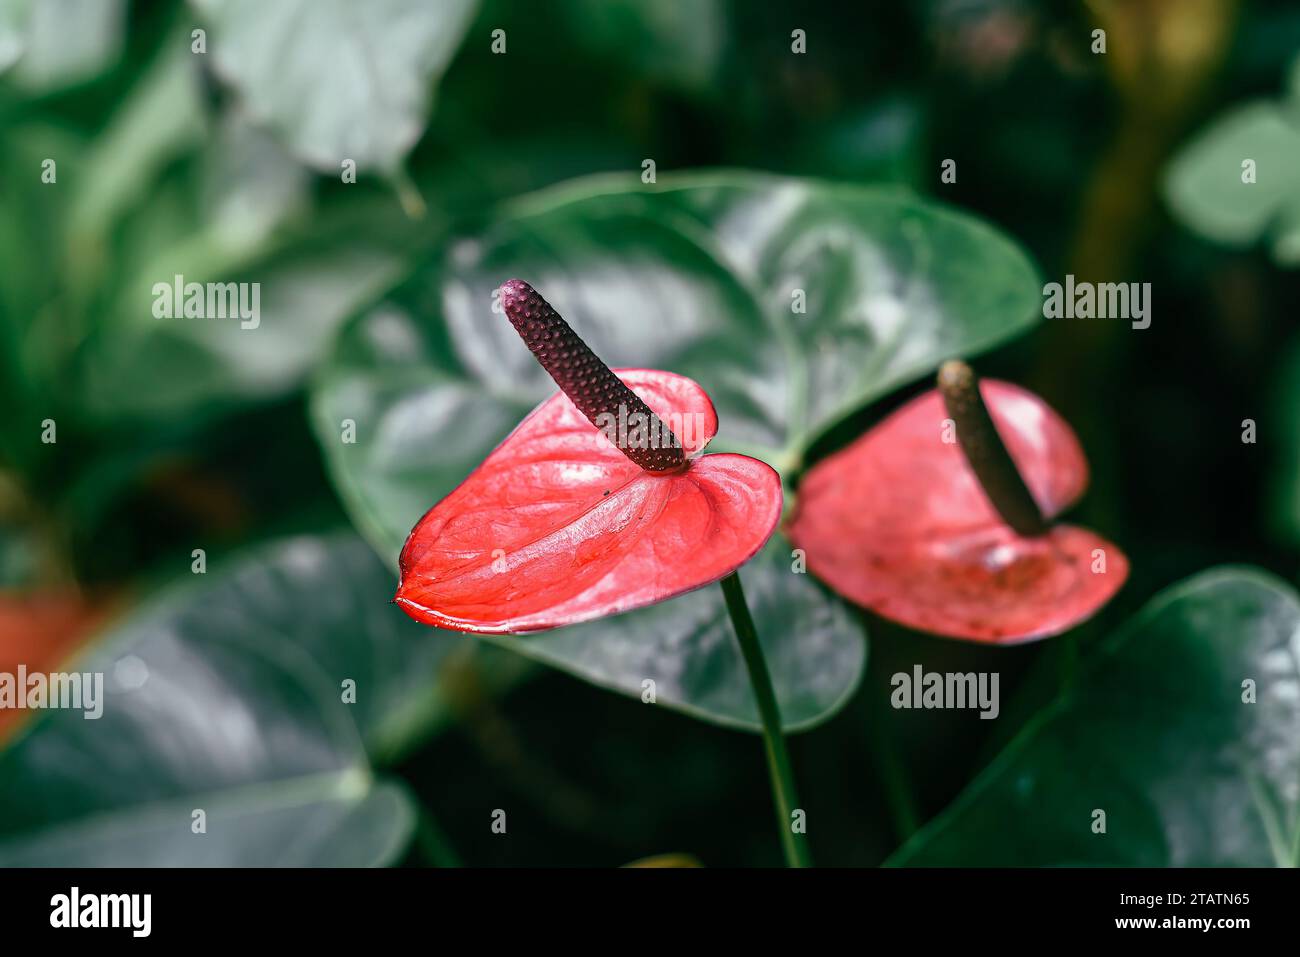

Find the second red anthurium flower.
[
  {"left": 395, "top": 280, "right": 783, "bottom": 634},
  {"left": 788, "top": 360, "right": 1127, "bottom": 643}
]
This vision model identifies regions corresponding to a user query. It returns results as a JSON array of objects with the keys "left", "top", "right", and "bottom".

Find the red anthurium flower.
[
  {"left": 395, "top": 280, "right": 783, "bottom": 634},
  {"left": 788, "top": 361, "right": 1127, "bottom": 643}
]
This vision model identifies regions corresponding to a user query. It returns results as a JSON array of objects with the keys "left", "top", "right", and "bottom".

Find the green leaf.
[
  {"left": 62, "top": 21, "right": 423, "bottom": 422},
  {"left": 199, "top": 110, "right": 311, "bottom": 250},
  {"left": 66, "top": 34, "right": 207, "bottom": 254},
  {"left": 312, "top": 170, "right": 1041, "bottom": 730},
  {"left": 17, "top": 19, "right": 411, "bottom": 426},
  {"left": 0, "top": 121, "right": 85, "bottom": 441},
  {"left": 78, "top": 227, "right": 408, "bottom": 422},
  {"left": 0, "top": 0, "right": 32, "bottom": 75},
  {"left": 0, "top": 533, "right": 499, "bottom": 865},
  {"left": 0, "top": 0, "right": 125, "bottom": 90},
  {"left": 191, "top": 0, "right": 479, "bottom": 173},
  {"left": 889, "top": 568, "right": 1300, "bottom": 866},
  {"left": 1164, "top": 64, "right": 1300, "bottom": 266},
  {"left": 489, "top": 539, "right": 865, "bottom": 732},
  {"left": 132, "top": 532, "right": 519, "bottom": 759}
]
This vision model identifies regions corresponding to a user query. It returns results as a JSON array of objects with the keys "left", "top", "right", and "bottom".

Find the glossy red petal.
[
  {"left": 788, "top": 380, "right": 1127, "bottom": 643},
  {"left": 396, "top": 369, "right": 780, "bottom": 633}
]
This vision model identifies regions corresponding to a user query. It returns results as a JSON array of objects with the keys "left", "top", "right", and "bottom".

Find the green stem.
[{"left": 720, "top": 571, "right": 813, "bottom": 868}]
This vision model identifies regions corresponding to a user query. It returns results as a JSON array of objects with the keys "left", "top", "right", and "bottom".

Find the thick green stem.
[{"left": 720, "top": 571, "right": 813, "bottom": 868}]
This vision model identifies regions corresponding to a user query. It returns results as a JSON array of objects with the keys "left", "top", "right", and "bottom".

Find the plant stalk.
[{"left": 720, "top": 571, "right": 813, "bottom": 868}]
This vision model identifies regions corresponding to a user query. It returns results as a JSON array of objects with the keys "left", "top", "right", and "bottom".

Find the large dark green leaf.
[
  {"left": 191, "top": 0, "right": 478, "bottom": 173},
  {"left": 890, "top": 568, "right": 1300, "bottom": 866},
  {"left": 0, "top": 533, "right": 506, "bottom": 865},
  {"left": 311, "top": 171, "right": 1040, "bottom": 730},
  {"left": 133, "top": 532, "right": 523, "bottom": 760},
  {"left": 488, "top": 538, "right": 864, "bottom": 732}
]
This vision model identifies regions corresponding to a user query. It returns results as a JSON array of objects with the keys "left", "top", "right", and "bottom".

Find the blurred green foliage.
[{"left": 1165, "top": 52, "right": 1300, "bottom": 265}]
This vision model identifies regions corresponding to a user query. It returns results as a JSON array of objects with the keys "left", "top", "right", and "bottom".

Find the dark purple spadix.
[{"left": 499, "top": 279, "right": 687, "bottom": 473}]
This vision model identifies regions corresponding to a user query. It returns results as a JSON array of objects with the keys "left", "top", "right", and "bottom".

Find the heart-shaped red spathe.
[
  {"left": 787, "top": 380, "right": 1127, "bottom": 643},
  {"left": 396, "top": 368, "right": 783, "bottom": 634}
]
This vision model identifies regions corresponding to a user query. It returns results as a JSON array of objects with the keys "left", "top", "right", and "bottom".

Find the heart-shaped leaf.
[
  {"left": 0, "top": 533, "right": 498, "bottom": 865},
  {"left": 312, "top": 171, "right": 1043, "bottom": 728},
  {"left": 788, "top": 380, "right": 1128, "bottom": 642},
  {"left": 191, "top": 0, "right": 479, "bottom": 173},
  {"left": 889, "top": 567, "right": 1300, "bottom": 866}
]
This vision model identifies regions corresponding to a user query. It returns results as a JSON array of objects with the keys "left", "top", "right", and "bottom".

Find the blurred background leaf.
[
  {"left": 0, "top": 534, "right": 442, "bottom": 865},
  {"left": 1164, "top": 54, "right": 1300, "bottom": 265},
  {"left": 0, "top": 0, "right": 33, "bottom": 76},
  {"left": 190, "top": 0, "right": 478, "bottom": 174},
  {"left": 0, "top": 0, "right": 126, "bottom": 91}
]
